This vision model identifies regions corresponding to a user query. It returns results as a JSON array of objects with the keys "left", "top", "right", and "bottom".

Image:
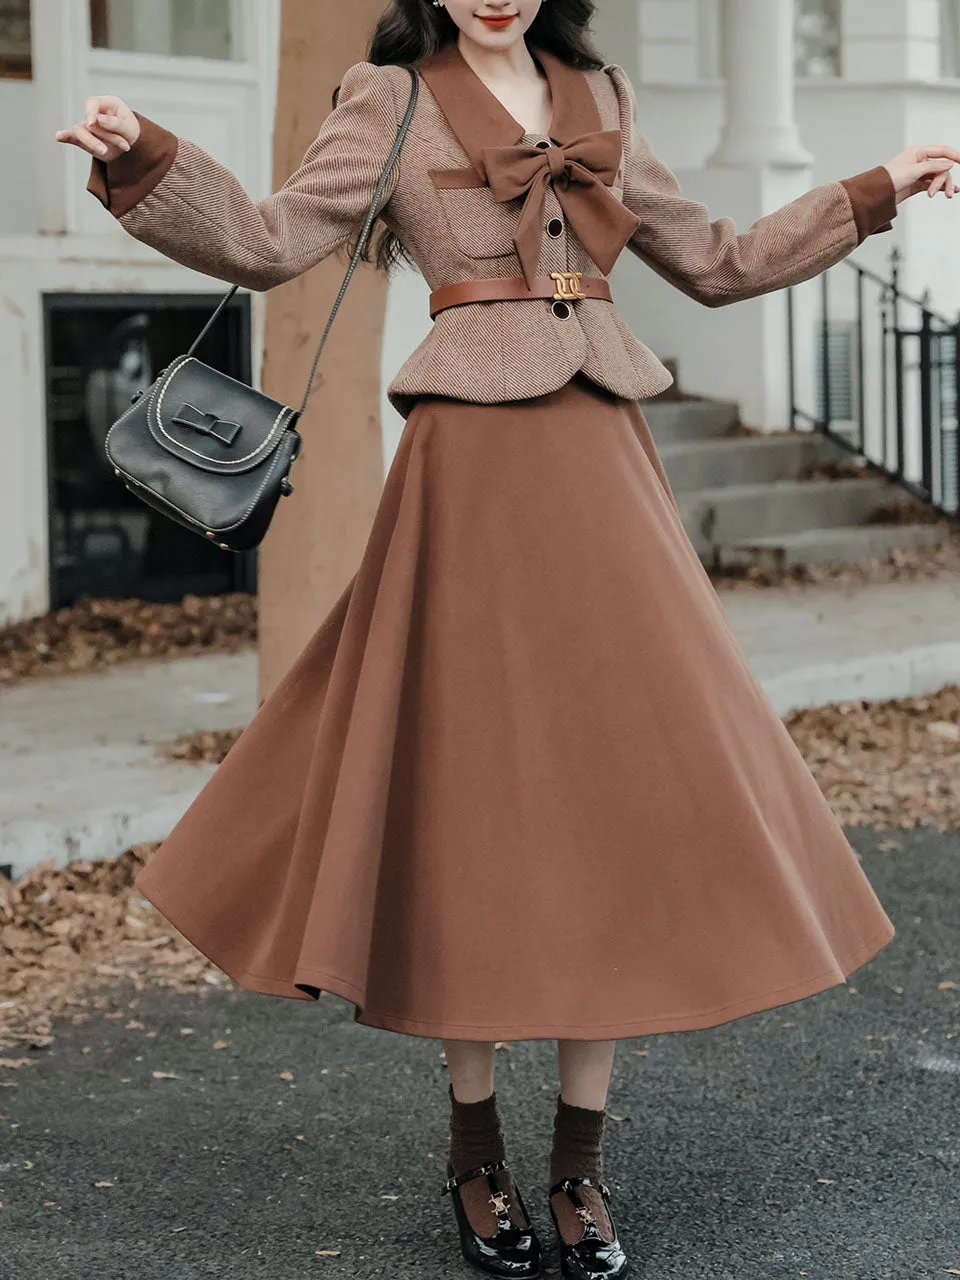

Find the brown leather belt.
[{"left": 429, "top": 272, "right": 612, "bottom": 319}]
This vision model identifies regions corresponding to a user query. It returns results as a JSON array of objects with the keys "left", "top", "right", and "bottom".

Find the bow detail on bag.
[
  {"left": 481, "top": 130, "right": 641, "bottom": 288},
  {"left": 172, "top": 402, "right": 243, "bottom": 448}
]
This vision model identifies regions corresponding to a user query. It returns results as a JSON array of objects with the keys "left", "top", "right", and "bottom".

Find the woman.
[{"left": 57, "top": 2, "right": 957, "bottom": 1276}]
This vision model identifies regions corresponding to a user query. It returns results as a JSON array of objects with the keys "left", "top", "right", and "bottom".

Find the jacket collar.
[{"left": 416, "top": 40, "right": 604, "bottom": 178}]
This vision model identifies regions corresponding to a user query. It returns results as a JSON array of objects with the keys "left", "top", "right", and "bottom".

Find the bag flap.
[{"left": 147, "top": 356, "right": 296, "bottom": 474}]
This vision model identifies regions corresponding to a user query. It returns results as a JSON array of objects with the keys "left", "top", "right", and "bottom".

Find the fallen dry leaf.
[
  {"left": 151, "top": 1071, "right": 179, "bottom": 1081},
  {"left": 212, "top": 1041, "right": 229, "bottom": 1051},
  {"left": 0, "top": 593, "right": 256, "bottom": 688},
  {"left": 158, "top": 728, "right": 244, "bottom": 766},
  {"left": 93, "top": 1181, "right": 114, "bottom": 1189},
  {"left": 315, "top": 1250, "right": 341, "bottom": 1258},
  {"left": 0, "top": 846, "right": 221, "bottom": 1051},
  {"left": 927, "top": 721, "right": 960, "bottom": 742},
  {"left": 279, "top": 1071, "right": 294, "bottom": 1081},
  {"left": 0, "top": 1059, "right": 34, "bottom": 1069},
  {"left": 938, "top": 981, "right": 958, "bottom": 991},
  {"left": 783, "top": 684, "right": 960, "bottom": 832},
  {"left": 817, "top": 1178, "right": 836, "bottom": 1185}
]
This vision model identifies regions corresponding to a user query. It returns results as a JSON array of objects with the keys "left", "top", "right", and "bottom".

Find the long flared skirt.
[{"left": 135, "top": 375, "right": 896, "bottom": 1040}]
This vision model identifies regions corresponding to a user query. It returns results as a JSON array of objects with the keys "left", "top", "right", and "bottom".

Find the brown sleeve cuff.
[
  {"left": 86, "top": 112, "right": 179, "bottom": 218},
  {"left": 839, "top": 165, "right": 898, "bottom": 244}
]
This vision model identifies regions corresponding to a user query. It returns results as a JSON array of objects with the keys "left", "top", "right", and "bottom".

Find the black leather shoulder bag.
[{"left": 104, "top": 67, "right": 419, "bottom": 553}]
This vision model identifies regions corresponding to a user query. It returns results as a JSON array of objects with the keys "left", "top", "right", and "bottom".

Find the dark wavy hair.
[{"left": 341, "top": 0, "right": 605, "bottom": 272}]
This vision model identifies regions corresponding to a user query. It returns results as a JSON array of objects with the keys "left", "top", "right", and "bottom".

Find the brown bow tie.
[{"left": 482, "top": 130, "right": 641, "bottom": 288}]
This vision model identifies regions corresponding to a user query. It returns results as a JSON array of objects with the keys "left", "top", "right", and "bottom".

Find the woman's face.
[{"left": 442, "top": 0, "right": 543, "bottom": 51}]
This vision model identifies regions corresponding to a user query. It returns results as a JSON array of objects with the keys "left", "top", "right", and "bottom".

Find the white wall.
[
  {"left": 0, "top": 80, "right": 38, "bottom": 234},
  {"left": 0, "top": 0, "right": 280, "bottom": 623}
]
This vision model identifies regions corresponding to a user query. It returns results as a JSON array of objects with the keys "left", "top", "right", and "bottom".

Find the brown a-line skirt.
[{"left": 135, "top": 374, "right": 895, "bottom": 1040}]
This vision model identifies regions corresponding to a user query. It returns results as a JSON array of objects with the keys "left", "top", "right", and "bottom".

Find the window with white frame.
[
  {"left": 89, "top": 0, "right": 242, "bottom": 60},
  {"left": 942, "top": 0, "right": 960, "bottom": 77},
  {"left": 795, "top": 0, "right": 842, "bottom": 78},
  {"left": 0, "top": 0, "right": 30, "bottom": 79}
]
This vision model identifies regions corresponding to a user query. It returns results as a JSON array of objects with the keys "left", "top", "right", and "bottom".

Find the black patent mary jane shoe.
[
  {"left": 548, "top": 1176, "right": 629, "bottom": 1280},
  {"left": 442, "top": 1159, "right": 543, "bottom": 1277}
]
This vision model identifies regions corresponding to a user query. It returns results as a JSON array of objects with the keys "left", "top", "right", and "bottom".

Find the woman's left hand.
[{"left": 884, "top": 146, "right": 960, "bottom": 202}]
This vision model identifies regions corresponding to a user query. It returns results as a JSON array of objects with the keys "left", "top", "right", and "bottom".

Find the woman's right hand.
[{"left": 55, "top": 96, "right": 141, "bottom": 161}]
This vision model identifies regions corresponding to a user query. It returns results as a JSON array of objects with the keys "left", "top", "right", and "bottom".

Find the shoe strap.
[
  {"left": 549, "top": 1174, "right": 612, "bottom": 1202},
  {"left": 549, "top": 1175, "right": 615, "bottom": 1244},
  {"left": 442, "top": 1158, "right": 509, "bottom": 1195}
]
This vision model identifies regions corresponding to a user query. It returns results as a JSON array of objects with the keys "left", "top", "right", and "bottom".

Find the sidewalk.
[
  {"left": 2, "top": 576, "right": 959, "bottom": 878},
  {"left": 719, "top": 575, "right": 960, "bottom": 714},
  {"left": 0, "top": 652, "right": 255, "bottom": 879}
]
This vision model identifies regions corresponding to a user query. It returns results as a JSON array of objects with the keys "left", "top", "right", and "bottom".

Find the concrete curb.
[{"left": 762, "top": 641, "right": 960, "bottom": 716}]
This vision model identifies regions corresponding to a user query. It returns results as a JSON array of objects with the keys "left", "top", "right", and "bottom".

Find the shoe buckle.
[{"left": 489, "top": 1189, "right": 511, "bottom": 1217}]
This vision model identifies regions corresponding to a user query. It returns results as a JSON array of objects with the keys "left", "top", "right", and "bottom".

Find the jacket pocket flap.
[{"left": 428, "top": 166, "right": 485, "bottom": 190}]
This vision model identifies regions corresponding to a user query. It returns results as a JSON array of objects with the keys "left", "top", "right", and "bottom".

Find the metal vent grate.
[{"left": 816, "top": 319, "right": 857, "bottom": 423}]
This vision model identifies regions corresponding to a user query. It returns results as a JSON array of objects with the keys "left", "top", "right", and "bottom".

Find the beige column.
[
  {"left": 257, "top": 0, "right": 389, "bottom": 701},
  {"left": 709, "top": 0, "right": 812, "bottom": 168},
  {"left": 651, "top": 0, "right": 815, "bottom": 427}
]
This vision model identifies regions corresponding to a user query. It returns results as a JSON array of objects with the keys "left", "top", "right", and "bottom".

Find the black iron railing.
[{"left": 787, "top": 247, "right": 960, "bottom": 519}]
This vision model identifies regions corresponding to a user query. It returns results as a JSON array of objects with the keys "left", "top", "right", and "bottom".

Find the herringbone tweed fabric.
[{"left": 89, "top": 50, "right": 896, "bottom": 417}]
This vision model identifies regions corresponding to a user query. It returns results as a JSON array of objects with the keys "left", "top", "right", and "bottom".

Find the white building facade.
[{"left": 3, "top": 0, "right": 960, "bottom": 625}]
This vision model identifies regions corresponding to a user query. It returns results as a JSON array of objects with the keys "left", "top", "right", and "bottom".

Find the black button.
[
  {"left": 546, "top": 217, "right": 564, "bottom": 238},
  {"left": 551, "top": 300, "right": 571, "bottom": 320},
  {"left": 535, "top": 139, "right": 550, "bottom": 149}
]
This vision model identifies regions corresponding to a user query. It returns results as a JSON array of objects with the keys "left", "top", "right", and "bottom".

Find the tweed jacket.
[{"left": 88, "top": 42, "right": 898, "bottom": 418}]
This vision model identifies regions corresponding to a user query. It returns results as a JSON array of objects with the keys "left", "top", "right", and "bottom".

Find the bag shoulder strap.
[{"left": 186, "top": 65, "right": 420, "bottom": 419}]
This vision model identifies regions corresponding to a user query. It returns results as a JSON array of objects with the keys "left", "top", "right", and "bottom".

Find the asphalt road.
[{"left": 1, "top": 826, "right": 958, "bottom": 1280}]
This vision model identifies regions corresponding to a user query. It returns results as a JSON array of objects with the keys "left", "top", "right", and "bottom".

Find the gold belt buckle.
[{"left": 551, "top": 271, "right": 586, "bottom": 302}]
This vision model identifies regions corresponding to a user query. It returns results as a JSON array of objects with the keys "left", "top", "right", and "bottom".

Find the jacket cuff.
[
  {"left": 87, "top": 112, "right": 179, "bottom": 218},
  {"left": 839, "top": 165, "right": 898, "bottom": 244}
]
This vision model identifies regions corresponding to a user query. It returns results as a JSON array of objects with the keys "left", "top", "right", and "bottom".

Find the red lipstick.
[{"left": 477, "top": 13, "right": 517, "bottom": 29}]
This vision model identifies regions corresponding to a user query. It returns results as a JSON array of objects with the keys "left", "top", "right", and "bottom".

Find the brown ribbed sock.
[
  {"left": 448, "top": 1086, "right": 527, "bottom": 1236},
  {"left": 549, "top": 1095, "right": 614, "bottom": 1245}
]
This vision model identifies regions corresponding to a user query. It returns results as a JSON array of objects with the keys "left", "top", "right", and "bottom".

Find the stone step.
[
  {"left": 641, "top": 398, "right": 740, "bottom": 444},
  {"left": 658, "top": 432, "right": 848, "bottom": 491},
  {"left": 717, "top": 521, "right": 947, "bottom": 571},
  {"left": 676, "top": 476, "right": 894, "bottom": 555}
]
